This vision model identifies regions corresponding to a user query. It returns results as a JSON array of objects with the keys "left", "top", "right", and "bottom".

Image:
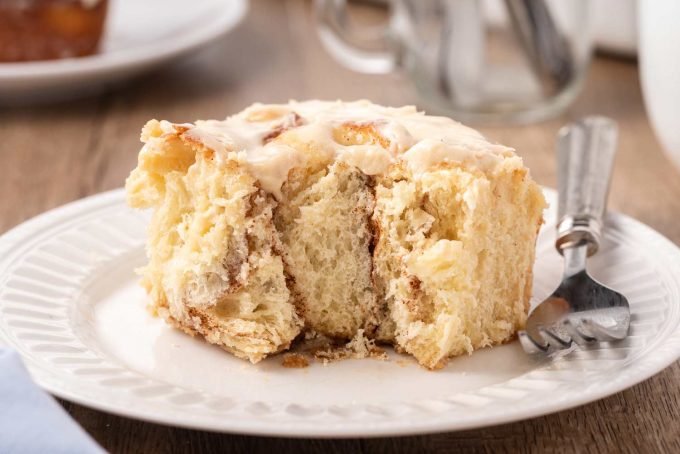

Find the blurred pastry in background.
[{"left": 0, "top": 0, "right": 108, "bottom": 62}]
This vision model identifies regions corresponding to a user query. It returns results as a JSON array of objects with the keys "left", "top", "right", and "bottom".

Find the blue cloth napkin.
[{"left": 0, "top": 348, "right": 105, "bottom": 454}]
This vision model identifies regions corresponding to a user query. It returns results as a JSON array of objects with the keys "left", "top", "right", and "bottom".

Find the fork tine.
[
  {"left": 564, "top": 319, "right": 595, "bottom": 345},
  {"left": 518, "top": 331, "right": 549, "bottom": 354},
  {"left": 538, "top": 327, "right": 572, "bottom": 348},
  {"left": 581, "top": 318, "right": 628, "bottom": 341}
]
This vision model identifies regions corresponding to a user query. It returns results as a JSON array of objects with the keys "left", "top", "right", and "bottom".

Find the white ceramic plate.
[
  {"left": 0, "top": 0, "right": 247, "bottom": 103},
  {"left": 1, "top": 188, "right": 679, "bottom": 438}
]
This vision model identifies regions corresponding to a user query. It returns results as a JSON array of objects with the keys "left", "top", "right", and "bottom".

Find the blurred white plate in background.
[
  {"left": 0, "top": 0, "right": 248, "bottom": 104},
  {"left": 1, "top": 188, "right": 680, "bottom": 437}
]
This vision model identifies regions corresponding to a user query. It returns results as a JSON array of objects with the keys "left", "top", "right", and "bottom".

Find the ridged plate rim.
[{"left": 0, "top": 188, "right": 679, "bottom": 438}]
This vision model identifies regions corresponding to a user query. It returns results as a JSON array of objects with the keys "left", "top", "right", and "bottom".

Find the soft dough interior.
[
  {"left": 372, "top": 165, "right": 545, "bottom": 368},
  {"left": 275, "top": 161, "right": 378, "bottom": 339}
]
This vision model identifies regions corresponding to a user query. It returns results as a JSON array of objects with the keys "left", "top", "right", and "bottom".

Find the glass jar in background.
[{"left": 315, "top": 0, "right": 593, "bottom": 124}]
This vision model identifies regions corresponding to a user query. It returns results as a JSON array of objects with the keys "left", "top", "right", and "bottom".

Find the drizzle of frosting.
[
  {"left": 336, "top": 145, "right": 394, "bottom": 176},
  {"left": 233, "top": 143, "right": 306, "bottom": 201},
  {"left": 172, "top": 100, "right": 518, "bottom": 199},
  {"left": 402, "top": 137, "right": 513, "bottom": 174}
]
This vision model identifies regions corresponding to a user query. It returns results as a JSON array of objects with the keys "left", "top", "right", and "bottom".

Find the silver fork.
[{"left": 519, "top": 116, "right": 630, "bottom": 354}]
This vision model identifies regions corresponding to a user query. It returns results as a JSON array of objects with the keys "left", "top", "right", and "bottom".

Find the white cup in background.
[{"left": 639, "top": 0, "right": 680, "bottom": 169}]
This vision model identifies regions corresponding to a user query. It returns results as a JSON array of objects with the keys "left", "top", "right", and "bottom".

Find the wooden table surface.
[{"left": 2, "top": 1, "right": 680, "bottom": 452}]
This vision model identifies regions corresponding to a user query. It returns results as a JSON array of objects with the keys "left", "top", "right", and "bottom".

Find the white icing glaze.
[
  {"left": 233, "top": 143, "right": 306, "bottom": 201},
  {"left": 172, "top": 100, "right": 518, "bottom": 199},
  {"left": 402, "top": 137, "right": 511, "bottom": 174},
  {"left": 336, "top": 145, "right": 394, "bottom": 176}
]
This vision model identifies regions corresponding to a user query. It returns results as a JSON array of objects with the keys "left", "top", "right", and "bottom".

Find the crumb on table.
[{"left": 282, "top": 353, "right": 309, "bottom": 368}]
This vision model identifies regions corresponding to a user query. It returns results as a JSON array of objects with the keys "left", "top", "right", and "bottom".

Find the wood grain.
[{"left": 2, "top": 0, "right": 680, "bottom": 452}]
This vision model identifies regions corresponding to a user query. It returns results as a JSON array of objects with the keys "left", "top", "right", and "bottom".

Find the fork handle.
[{"left": 556, "top": 116, "right": 619, "bottom": 256}]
